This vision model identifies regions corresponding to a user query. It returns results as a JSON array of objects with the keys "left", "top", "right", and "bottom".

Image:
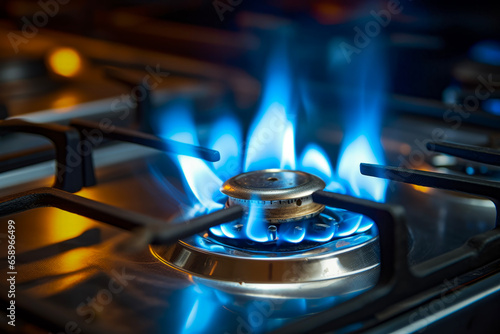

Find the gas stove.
[{"left": 1, "top": 1, "right": 500, "bottom": 334}]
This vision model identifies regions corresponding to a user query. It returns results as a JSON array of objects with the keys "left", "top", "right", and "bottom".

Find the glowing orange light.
[
  {"left": 399, "top": 143, "right": 411, "bottom": 155},
  {"left": 312, "top": 2, "right": 346, "bottom": 25},
  {"left": 409, "top": 164, "right": 434, "bottom": 193},
  {"left": 47, "top": 47, "right": 82, "bottom": 77},
  {"left": 411, "top": 184, "right": 432, "bottom": 193},
  {"left": 45, "top": 207, "right": 94, "bottom": 242},
  {"left": 51, "top": 93, "right": 79, "bottom": 110}
]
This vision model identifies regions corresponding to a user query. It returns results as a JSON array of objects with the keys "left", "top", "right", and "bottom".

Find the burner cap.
[{"left": 221, "top": 169, "right": 326, "bottom": 222}]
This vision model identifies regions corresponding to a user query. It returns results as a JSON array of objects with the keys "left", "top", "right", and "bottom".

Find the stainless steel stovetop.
[{"left": 2, "top": 3, "right": 500, "bottom": 333}]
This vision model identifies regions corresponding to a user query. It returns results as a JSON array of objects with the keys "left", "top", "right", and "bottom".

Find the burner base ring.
[{"left": 150, "top": 230, "right": 380, "bottom": 288}]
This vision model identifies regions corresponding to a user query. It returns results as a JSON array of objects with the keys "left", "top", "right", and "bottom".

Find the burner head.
[{"left": 221, "top": 169, "right": 326, "bottom": 223}]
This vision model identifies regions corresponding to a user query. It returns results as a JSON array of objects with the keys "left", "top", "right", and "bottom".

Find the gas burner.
[
  {"left": 215, "top": 169, "right": 374, "bottom": 247},
  {"left": 215, "top": 169, "right": 333, "bottom": 245},
  {"left": 150, "top": 169, "right": 380, "bottom": 294}
]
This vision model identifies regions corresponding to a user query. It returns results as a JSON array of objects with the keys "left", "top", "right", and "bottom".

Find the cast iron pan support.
[
  {"left": 0, "top": 119, "right": 82, "bottom": 192},
  {"left": 0, "top": 187, "right": 243, "bottom": 244},
  {"left": 69, "top": 118, "right": 220, "bottom": 188}
]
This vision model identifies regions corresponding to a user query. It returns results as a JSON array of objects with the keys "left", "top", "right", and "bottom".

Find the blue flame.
[
  {"left": 357, "top": 215, "right": 376, "bottom": 233},
  {"left": 209, "top": 225, "right": 224, "bottom": 237},
  {"left": 483, "top": 99, "right": 500, "bottom": 115},
  {"left": 304, "top": 213, "right": 337, "bottom": 242},
  {"left": 244, "top": 45, "right": 296, "bottom": 172},
  {"left": 245, "top": 202, "right": 271, "bottom": 243},
  {"left": 336, "top": 211, "right": 363, "bottom": 237},
  {"left": 338, "top": 136, "right": 387, "bottom": 202},
  {"left": 333, "top": 42, "right": 388, "bottom": 202},
  {"left": 280, "top": 222, "right": 306, "bottom": 243},
  {"left": 299, "top": 143, "right": 345, "bottom": 193},
  {"left": 470, "top": 40, "right": 500, "bottom": 66},
  {"left": 207, "top": 115, "right": 243, "bottom": 179},
  {"left": 281, "top": 123, "right": 296, "bottom": 170},
  {"left": 193, "top": 234, "right": 227, "bottom": 253},
  {"left": 156, "top": 100, "right": 225, "bottom": 212},
  {"left": 179, "top": 285, "right": 217, "bottom": 334},
  {"left": 164, "top": 280, "right": 349, "bottom": 334},
  {"left": 154, "top": 41, "right": 387, "bottom": 244},
  {"left": 220, "top": 222, "right": 240, "bottom": 239}
]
